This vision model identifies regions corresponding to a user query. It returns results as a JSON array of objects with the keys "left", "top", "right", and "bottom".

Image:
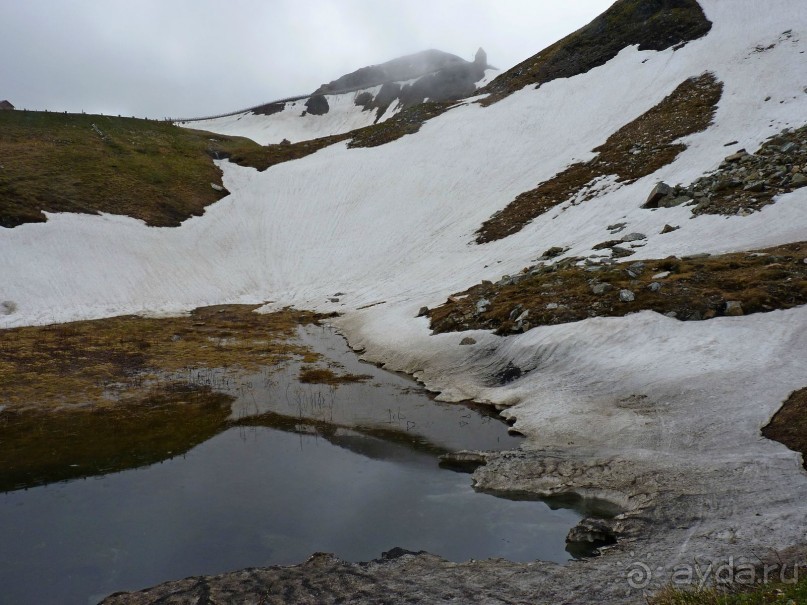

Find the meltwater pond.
[{"left": 0, "top": 326, "right": 582, "bottom": 605}]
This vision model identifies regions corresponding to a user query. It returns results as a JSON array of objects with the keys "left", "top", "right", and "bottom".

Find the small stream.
[{"left": 0, "top": 326, "right": 583, "bottom": 605}]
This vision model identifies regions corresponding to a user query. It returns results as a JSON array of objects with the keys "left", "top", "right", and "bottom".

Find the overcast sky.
[{"left": 1, "top": 1, "right": 613, "bottom": 119}]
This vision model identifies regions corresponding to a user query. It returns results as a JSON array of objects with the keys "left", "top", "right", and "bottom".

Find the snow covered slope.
[
  {"left": 2, "top": 0, "right": 807, "bottom": 597},
  {"left": 182, "top": 86, "right": 396, "bottom": 146}
]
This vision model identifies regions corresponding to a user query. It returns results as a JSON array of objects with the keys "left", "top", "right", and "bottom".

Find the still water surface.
[{"left": 0, "top": 327, "right": 581, "bottom": 605}]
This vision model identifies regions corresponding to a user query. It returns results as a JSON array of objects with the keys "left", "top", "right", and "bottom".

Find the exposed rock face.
[
  {"left": 251, "top": 100, "right": 285, "bottom": 116},
  {"left": 480, "top": 0, "right": 712, "bottom": 105},
  {"left": 304, "top": 94, "right": 329, "bottom": 116},
  {"left": 314, "top": 49, "right": 469, "bottom": 94},
  {"left": 311, "top": 49, "right": 489, "bottom": 120}
]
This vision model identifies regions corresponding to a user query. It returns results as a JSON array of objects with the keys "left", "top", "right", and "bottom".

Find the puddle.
[{"left": 0, "top": 326, "right": 583, "bottom": 605}]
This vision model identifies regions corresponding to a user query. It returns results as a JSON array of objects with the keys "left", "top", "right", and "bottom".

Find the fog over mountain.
[{"left": 0, "top": 0, "right": 611, "bottom": 118}]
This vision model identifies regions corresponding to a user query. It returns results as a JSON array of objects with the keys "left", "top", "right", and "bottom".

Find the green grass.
[
  {"left": 0, "top": 110, "right": 260, "bottom": 227},
  {"left": 650, "top": 576, "right": 807, "bottom": 604}
]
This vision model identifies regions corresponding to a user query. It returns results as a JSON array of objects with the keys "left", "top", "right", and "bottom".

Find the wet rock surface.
[{"left": 100, "top": 445, "right": 807, "bottom": 604}]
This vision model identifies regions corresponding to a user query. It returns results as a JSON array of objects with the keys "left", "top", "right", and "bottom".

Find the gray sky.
[{"left": 0, "top": 1, "right": 613, "bottom": 119}]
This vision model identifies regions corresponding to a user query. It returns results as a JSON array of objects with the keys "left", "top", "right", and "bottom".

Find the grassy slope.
[{"left": 0, "top": 110, "right": 260, "bottom": 228}]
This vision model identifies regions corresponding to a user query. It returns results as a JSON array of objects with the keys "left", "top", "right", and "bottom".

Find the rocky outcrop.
[
  {"left": 645, "top": 124, "right": 807, "bottom": 216},
  {"left": 314, "top": 49, "right": 469, "bottom": 95},
  {"left": 304, "top": 94, "right": 329, "bottom": 116},
  {"left": 479, "top": 0, "right": 712, "bottom": 105}
]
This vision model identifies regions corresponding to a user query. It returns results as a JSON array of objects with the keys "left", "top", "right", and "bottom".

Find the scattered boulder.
[
  {"left": 644, "top": 182, "right": 673, "bottom": 207},
  {"left": 648, "top": 282, "right": 662, "bottom": 292},
  {"left": 792, "top": 173, "right": 807, "bottom": 188},
  {"left": 476, "top": 298, "right": 491, "bottom": 313},
  {"left": 660, "top": 224, "right": 680, "bottom": 234},
  {"left": 621, "top": 232, "right": 647, "bottom": 243},
  {"left": 210, "top": 182, "right": 225, "bottom": 192},
  {"left": 591, "top": 283, "right": 613, "bottom": 295},
  {"left": 459, "top": 336, "right": 477, "bottom": 346},
  {"left": 542, "top": 246, "right": 566, "bottom": 259},
  {"left": 508, "top": 305, "right": 524, "bottom": 321},
  {"left": 416, "top": 306, "right": 429, "bottom": 317},
  {"left": 725, "top": 300, "right": 744, "bottom": 316},
  {"left": 725, "top": 149, "right": 748, "bottom": 162},
  {"left": 619, "top": 289, "right": 636, "bottom": 302}
]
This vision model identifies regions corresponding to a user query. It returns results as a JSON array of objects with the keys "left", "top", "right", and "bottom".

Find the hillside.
[
  {"left": 2, "top": 0, "right": 807, "bottom": 603},
  {"left": 182, "top": 48, "right": 492, "bottom": 145},
  {"left": 0, "top": 111, "right": 260, "bottom": 228}
]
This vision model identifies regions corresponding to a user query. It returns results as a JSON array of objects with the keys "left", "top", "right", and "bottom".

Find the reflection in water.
[{"left": 0, "top": 326, "right": 583, "bottom": 605}]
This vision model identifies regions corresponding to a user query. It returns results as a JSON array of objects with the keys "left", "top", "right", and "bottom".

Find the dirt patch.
[
  {"left": 428, "top": 242, "right": 807, "bottom": 335},
  {"left": 475, "top": 73, "right": 722, "bottom": 243},
  {"left": 0, "top": 306, "right": 330, "bottom": 412},
  {"left": 762, "top": 387, "right": 807, "bottom": 470},
  {"left": 479, "top": 0, "right": 711, "bottom": 107}
]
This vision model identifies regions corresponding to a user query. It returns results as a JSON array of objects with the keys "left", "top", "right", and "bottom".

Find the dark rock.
[
  {"left": 593, "top": 239, "right": 622, "bottom": 250},
  {"left": 459, "top": 336, "right": 477, "bottom": 346},
  {"left": 494, "top": 363, "right": 523, "bottom": 385},
  {"left": 304, "top": 94, "right": 330, "bottom": 116},
  {"left": 644, "top": 182, "right": 673, "bottom": 208},
  {"left": 543, "top": 246, "right": 566, "bottom": 259},
  {"left": 354, "top": 91, "right": 374, "bottom": 109},
  {"left": 590, "top": 283, "right": 613, "bottom": 295},
  {"left": 725, "top": 149, "right": 748, "bottom": 162},
  {"left": 791, "top": 173, "right": 807, "bottom": 188},
  {"left": 566, "top": 518, "right": 617, "bottom": 548},
  {"left": 660, "top": 224, "right": 680, "bottom": 234},
  {"left": 619, "top": 289, "right": 636, "bottom": 302},
  {"left": 252, "top": 101, "right": 285, "bottom": 116},
  {"left": 416, "top": 306, "right": 429, "bottom": 317},
  {"left": 438, "top": 450, "right": 487, "bottom": 472},
  {"left": 621, "top": 232, "right": 647, "bottom": 243},
  {"left": 610, "top": 246, "right": 635, "bottom": 258}
]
